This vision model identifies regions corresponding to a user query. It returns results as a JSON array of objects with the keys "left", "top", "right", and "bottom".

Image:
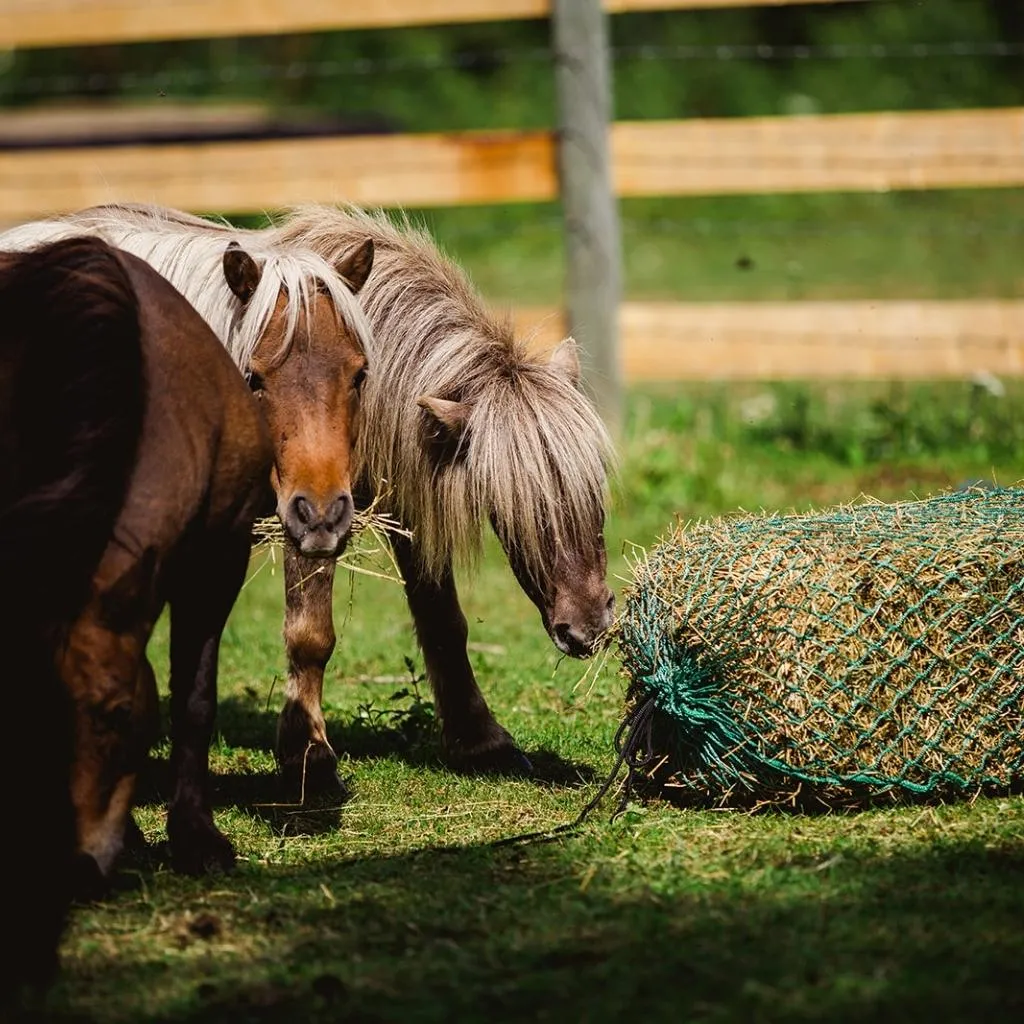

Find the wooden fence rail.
[
  {"left": 2, "top": 108, "right": 1021, "bottom": 221},
  {"left": 513, "top": 301, "right": 1024, "bottom": 381},
  {"left": 2, "top": 0, "right": 871, "bottom": 49}
]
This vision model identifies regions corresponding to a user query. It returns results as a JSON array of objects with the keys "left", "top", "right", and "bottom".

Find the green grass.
[
  {"left": 23, "top": 383, "right": 1024, "bottom": 1023},
  {"left": 405, "top": 189, "right": 1024, "bottom": 305}
]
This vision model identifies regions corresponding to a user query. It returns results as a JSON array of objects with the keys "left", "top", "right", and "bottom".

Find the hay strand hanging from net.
[{"left": 613, "top": 486, "right": 1024, "bottom": 811}]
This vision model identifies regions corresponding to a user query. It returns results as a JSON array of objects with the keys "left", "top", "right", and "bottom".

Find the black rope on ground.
[{"left": 491, "top": 694, "right": 659, "bottom": 849}]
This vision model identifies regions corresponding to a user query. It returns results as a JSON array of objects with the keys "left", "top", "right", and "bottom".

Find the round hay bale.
[{"left": 614, "top": 486, "right": 1024, "bottom": 811}]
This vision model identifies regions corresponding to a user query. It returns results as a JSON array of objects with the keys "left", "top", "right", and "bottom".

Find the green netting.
[{"left": 614, "top": 486, "right": 1024, "bottom": 810}]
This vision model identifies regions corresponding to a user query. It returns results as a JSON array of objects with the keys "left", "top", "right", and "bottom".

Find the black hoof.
[
  {"left": 167, "top": 815, "right": 236, "bottom": 877},
  {"left": 71, "top": 853, "right": 110, "bottom": 903},
  {"left": 123, "top": 814, "right": 148, "bottom": 854},
  {"left": 279, "top": 742, "right": 350, "bottom": 807},
  {"left": 447, "top": 743, "right": 534, "bottom": 778}
]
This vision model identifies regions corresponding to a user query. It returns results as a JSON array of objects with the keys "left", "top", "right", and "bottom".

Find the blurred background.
[{"left": 2, "top": 0, "right": 1023, "bottom": 535}]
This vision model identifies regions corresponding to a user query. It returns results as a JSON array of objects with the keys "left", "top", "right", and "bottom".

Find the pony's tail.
[{"left": 0, "top": 236, "right": 147, "bottom": 1000}]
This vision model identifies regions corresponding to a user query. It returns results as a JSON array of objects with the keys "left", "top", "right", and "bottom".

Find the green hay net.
[{"left": 614, "top": 486, "right": 1024, "bottom": 810}]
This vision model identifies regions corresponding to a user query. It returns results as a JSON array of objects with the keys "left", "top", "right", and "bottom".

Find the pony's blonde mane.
[
  {"left": 0, "top": 203, "right": 374, "bottom": 372},
  {"left": 267, "top": 203, "right": 614, "bottom": 584}
]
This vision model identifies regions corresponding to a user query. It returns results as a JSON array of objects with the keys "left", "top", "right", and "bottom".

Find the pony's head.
[
  {"left": 417, "top": 337, "right": 615, "bottom": 658},
  {"left": 222, "top": 238, "right": 374, "bottom": 557}
]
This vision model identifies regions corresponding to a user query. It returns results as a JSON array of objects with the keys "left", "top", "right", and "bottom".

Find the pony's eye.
[
  {"left": 353, "top": 366, "right": 367, "bottom": 392},
  {"left": 248, "top": 371, "right": 265, "bottom": 395}
]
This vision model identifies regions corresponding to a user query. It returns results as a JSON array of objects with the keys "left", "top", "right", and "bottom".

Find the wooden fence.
[{"left": 1, "top": 0, "right": 1020, "bottom": 417}]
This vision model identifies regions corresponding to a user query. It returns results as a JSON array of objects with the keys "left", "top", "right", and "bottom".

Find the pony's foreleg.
[
  {"left": 392, "top": 533, "right": 533, "bottom": 776},
  {"left": 276, "top": 544, "right": 345, "bottom": 802},
  {"left": 165, "top": 533, "right": 250, "bottom": 876}
]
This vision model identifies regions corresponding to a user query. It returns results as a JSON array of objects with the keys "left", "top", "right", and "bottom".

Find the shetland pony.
[
  {"left": 3, "top": 235, "right": 273, "bottom": 903},
  {"left": 0, "top": 237, "right": 146, "bottom": 997},
  {"left": 266, "top": 204, "right": 615, "bottom": 792},
  {"left": 0, "top": 203, "right": 375, "bottom": 558}
]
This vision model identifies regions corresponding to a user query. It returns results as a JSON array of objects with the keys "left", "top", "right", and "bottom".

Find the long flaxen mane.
[
  {"left": 267, "top": 203, "right": 614, "bottom": 585},
  {"left": 0, "top": 203, "right": 374, "bottom": 373}
]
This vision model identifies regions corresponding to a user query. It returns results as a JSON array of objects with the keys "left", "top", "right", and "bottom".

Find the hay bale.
[{"left": 614, "top": 486, "right": 1024, "bottom": 810}]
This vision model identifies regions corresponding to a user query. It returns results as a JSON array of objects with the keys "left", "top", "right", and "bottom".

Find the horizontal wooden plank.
[
  {"left": 2, "top": 107, "right": 1021, "bottom": 219},
  {"left": 609, "top": 0, "right": 866, "bottom": 9},
  {"left": 1, "top": 0, "right": 871, "bottom": 49},
  {"left": 0, "top": 130, "right": 556, "bottom": 221},
  {"left": 612, "top": 108, "right": 1024, "bottom": 195},
  {"left": 513, "top": 301, "right": 1024, "bottom": 380}
]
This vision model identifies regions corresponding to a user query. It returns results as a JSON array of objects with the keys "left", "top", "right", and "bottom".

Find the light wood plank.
[
  {"left": 2, "top": 0, "right": 548, "bottom": 48},
  {"left": 612, "top": 108, "right": 1024, "bottom": 196},
  {"left": 0, "top": 0, "right": 875, "bottom": 49},
  {"left": 513, "top": 301, "right": 1024, "bottom": 380},
  {"left": 2, "top": 107, "right": 1018, "bottom": 219},
  {"left": 0, "top": 130, "right": 555, "bottom": 221},
  {"left": 609, "top": 0, "right": 867, "bottom": 9}
]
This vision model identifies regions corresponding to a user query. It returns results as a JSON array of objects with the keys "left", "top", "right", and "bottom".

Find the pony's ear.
[
  {"left": 336, "top": 238, "right": 374, "bottom": 294},
  {"left": 550, "top": 336, "right": 581, "bottom": 383},
  {"left": 417, "top": 395, "right": 471, "bottom": 441},
  {"left": 223, "top": 241, "right": 261, "bottom": 304}
]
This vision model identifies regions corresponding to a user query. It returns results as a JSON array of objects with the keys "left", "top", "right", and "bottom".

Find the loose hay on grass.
[{"left": 614, "top": 486, "right": 1024, "bottom": 811}]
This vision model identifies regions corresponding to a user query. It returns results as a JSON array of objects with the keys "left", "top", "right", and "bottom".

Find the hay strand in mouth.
[
  {"left": 613, "top": 485, "right": 1024, "bottom": 811},
  {"left": 252, "top": 489, "right": 412, "bottom": 584}
]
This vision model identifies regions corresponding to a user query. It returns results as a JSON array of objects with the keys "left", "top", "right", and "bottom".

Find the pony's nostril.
[
  {"left": 293, "top": 496, "right": 315, "bottom": 526},
  {"left": 325, "top": 493, "right": 354, "bottom": 534},
  {"left": 554, "top": 622, "right": 591, "bottom": 656},
  {"left": 605, "top": 592, "right": 616, "bottom": 612}
]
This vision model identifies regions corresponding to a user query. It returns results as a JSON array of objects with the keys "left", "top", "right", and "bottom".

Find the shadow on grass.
[
  {"left": 36, "top": 828, "right": 1024, "bottom": 1024},
  {"left": 206, "top": 695, "right": 601, "bottom": 790}
]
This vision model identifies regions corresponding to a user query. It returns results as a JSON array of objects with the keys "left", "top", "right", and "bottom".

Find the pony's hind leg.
[
  {"left": 392, "top": 533, "right": 532, "bottom": 777},
  {"left": 276, "top": 545, "right": 346, "bottom": 803},
  {"left": 165, "top": 532, "right": 250, "bottom": 875}
]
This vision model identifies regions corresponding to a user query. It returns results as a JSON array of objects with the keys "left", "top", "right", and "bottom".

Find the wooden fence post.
[{"left": 552, "top": 0, "right": 624, "bottom": 440}]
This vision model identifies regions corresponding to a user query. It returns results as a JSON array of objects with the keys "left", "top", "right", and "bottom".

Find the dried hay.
[
  {"left": 614, "top": 486, "right": 1024, "bottom": 811},
  {"left": 251, "top": 491, "right": 411, "bottom": 585}
]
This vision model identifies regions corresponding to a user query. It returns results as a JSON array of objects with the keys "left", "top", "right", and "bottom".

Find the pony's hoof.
[
  {"left": 167, "top": 816, "right": 236, "bottom": 876},
  {"left": 71, "top": 853, "right": 110, "bottom": 903},
  {"left": 279, "top": 742, "right": 350, "bottom": 807},
  {"left": 448, "top": 743, "right": 534, "bottom": 778}
]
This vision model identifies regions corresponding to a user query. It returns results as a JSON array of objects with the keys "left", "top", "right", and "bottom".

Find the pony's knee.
[{"left": 285, "top": 610, "right": 336, "bottom": 672}]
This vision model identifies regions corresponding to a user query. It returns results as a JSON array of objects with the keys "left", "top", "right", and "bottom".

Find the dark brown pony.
[
  {"left": 1, "top": 236, "right": 273, "bottom": 918},
  {"left": 58, "top": 239, "right": 272, "bottom": 884},
  {"left": 0, "top": 236, "right": 147, "bottom": 998}
]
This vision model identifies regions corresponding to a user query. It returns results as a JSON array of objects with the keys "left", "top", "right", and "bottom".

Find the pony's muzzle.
[
  {"left": 284, "top": 491, "right": 354, "bottom": 557},
  {"left": 553, "top": 591, "right": 615, "bottom": 658}
]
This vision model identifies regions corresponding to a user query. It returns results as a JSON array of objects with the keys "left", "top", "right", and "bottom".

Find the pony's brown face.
[
  {"left": 224, "top": 241, "right": 372, "bottom": 558},
  {"left": 500, "top": 519, "right": 615, "bottom": 658}
]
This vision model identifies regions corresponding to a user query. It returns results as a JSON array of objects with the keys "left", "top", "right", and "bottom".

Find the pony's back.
[{"left": 0, "top": 236, "right": 146, "bottom": 997}]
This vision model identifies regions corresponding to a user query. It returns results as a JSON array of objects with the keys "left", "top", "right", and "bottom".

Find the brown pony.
[
  {"left": 2, "top": 233, "right": 275, "bottom": 907},
  {"left": 0, "top": 203, "right": 375, "bottom": 559},
  {"left": 0, "top": 237, "right": 147, "bottom": 997},
  {"left": 265, "top": 204, "right": 616, "bottom": 794}
]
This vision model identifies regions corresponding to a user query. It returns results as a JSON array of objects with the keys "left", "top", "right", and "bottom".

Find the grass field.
[{"left": 24, "top": 382, "right": 1024, "bottom": 1024}]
